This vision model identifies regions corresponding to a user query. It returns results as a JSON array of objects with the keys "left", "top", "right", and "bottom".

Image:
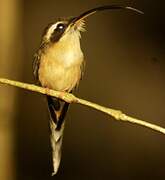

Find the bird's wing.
[{"left": 33, "top": 51, "right": 41, "bottom": 81}]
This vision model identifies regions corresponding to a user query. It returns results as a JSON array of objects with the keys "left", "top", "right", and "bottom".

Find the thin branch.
[{"left": 0, "top": 77, "right": 165, "bottom": 135}]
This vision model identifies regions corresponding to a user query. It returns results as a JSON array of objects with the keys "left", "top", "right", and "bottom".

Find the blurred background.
[{"left": 0, "top": 0, "right": 165, "bottom": 179}]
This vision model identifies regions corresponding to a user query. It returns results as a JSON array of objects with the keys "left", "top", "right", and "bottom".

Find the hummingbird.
[{"left": 33, "top": 5, "right": 143, "bottom": 175}]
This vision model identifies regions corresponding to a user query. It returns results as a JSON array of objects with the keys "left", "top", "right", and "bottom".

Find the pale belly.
[
  {"left": 38, "top": 57, "right": 83, "bottom": 92},
  {"left": 38, "top": 33, "right": 84, "bottom": 92}
]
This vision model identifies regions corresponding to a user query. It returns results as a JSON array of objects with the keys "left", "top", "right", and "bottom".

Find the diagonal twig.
[{"left": 0, "top": 77, "right": 165, "bottom": 135}]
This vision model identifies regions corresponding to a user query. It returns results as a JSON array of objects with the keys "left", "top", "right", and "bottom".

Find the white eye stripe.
[{"left": 45, "top": 21, "right": 65, "bottom": 40}]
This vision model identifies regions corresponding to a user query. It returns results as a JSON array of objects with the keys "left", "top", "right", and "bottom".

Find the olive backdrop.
[{"left": 1, "top": 0, "right": 165, "bottom": 180}]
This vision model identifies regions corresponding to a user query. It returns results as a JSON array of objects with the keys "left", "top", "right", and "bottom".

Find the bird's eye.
[
  {"left": 49, "top": 22, "right": 66, "bottom": 42},
  {"left": 56, "top": 23, "right": 65, "bottom": 31}
]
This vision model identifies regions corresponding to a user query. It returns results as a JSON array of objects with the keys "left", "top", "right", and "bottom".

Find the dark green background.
[{"left": 14, "top": 0, "right": 165, "bottom": 179}]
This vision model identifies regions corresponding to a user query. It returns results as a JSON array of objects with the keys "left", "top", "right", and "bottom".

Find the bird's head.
[{"left": 42, "top": 17, "right": 85, "bottom": 45}]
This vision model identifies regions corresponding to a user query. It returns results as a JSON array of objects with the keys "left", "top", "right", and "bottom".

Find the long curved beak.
[{"left": 69, "top": 5, "right": 143, "bottom": 28}]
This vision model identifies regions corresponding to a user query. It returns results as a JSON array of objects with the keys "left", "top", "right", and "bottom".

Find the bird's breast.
[{"left": 38, "top": 43, "right": 84, "bottom": 92}]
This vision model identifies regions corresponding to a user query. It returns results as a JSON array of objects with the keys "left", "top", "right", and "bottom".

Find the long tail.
[{"left": 47, "top": 95, "right": 69, "bottom": 175}]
